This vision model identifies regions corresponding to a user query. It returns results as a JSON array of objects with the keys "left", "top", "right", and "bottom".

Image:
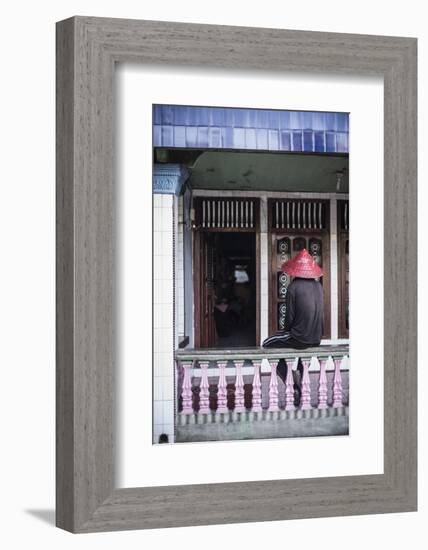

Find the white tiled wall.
[
  {"left": 176, "top": 196, "right": 185, "bottom": 341},
  {"left": 153, "top": 193, "right": 175, "bottom": 444}
]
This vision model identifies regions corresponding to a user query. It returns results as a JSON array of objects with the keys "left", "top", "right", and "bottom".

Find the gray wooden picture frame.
[{"left": 56, "top": 16, "right": 417, "bottom": 533}]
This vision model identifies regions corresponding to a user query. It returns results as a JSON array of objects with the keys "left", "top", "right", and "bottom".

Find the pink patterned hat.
[{"left": 281, "top": 248, "right": 323, "bottom": 278}]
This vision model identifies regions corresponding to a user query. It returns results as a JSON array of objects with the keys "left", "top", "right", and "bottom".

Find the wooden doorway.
[
  {"left": 268, "top": 198, "right": 331, "bottom": 339},
  {"left": 193, "top": 197, "right": 260, "bottom": 348},
  {"left": 337, "top": 200, "right": 349, "bottom": 338}
]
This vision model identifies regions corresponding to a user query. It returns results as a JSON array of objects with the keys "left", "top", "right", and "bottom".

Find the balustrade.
[{"left": 176, "top": 347, "right": 349, "bottom": 424}]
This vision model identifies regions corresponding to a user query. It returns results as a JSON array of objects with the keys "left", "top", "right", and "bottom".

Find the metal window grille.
[
  {"left": 271, "top": 200, "right": 327, "bottom": 230},
  {"left": 196, "top": 198, "right": 257, "bottom": 229}
]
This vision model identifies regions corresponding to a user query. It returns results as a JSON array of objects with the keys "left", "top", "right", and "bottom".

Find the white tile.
[
  {"left": 163, "top": 423, "right": 174, "bottom": 437},
  {"left": 153, "top": 194, "right": 162, "bottom": 207},
  {"left": 153, "top": 329, "right": 163, "bottom": 353},
  {"left": 153, "top": 280, "right": 162, "bottom": 304},
  {"left": 153, "top": 424, "right": 163, "bottom": 436},
  {"left": 163, "top": 381, "right": 174, "bottom": 401},
  {"left": 161, "top": 231, "right": 173, "bottom": 255},
  {"left": 153, "top": 354, "right": 164, "bottom": 377},
  {"left": 160, "top": 304, "right": 172, "bottom": 328},
  {"left": 153, "top": 231, "right": 162, "bottom": 255},
  {"left": 163, "top": 285, "right": 174, "bottom": 305},
  {"left": 163, "top": 328, "right": 174, "bottom": 348},
  {"left": 162, "top": 401, "right": 174, "bottom": 424},
  {"left": 153, "top": 401, "right": 164, "bottom": 424},
  {"left": 153, "top": 255, "right": 162, "bottom": 280},
  {"left": 153, "top": 207, "right": 162, "bottom": 232},
  {"left": 153, "top": 304, "right": 161, "bottom": 329},
  {"left": 157, "top": 352, "right": 174, "bottom": 377},
  {"left": 153, "top": 379, "right": 163, "bottom": 401},
  {"left": 161, "top": 211, "right": 172, "bottom": 232},
  {"left": 162, "top": 194, "right": 173, "bottom": 207},
  {"left": 154, "top": 327, "right": 173, "bottom": 352},
  {"left": 153, "top": 281, "right": 173, "bottom": 305},
  {"left": 164, "top": 304, "right": 173, "bottom": 328},
  {"left": 161, "top": 255, "right": 173, "bottom": 279}
]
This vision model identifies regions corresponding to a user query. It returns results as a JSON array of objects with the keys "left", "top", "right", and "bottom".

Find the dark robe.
[{"left": 284, "top": 277, "right": 324, "bottom": 345}]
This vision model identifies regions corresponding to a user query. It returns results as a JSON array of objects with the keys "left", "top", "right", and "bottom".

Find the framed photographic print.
[{"left": 56, "top": 17, "right": 417, "bottom": 532}]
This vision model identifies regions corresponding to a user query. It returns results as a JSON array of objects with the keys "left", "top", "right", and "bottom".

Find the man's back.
[{"left": 285, "top": 278, "right": 324, "bottom": 345}]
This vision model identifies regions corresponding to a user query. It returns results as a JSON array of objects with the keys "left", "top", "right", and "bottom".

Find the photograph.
[
  {"left": 0, "top": 0, "right": 420, "bottom": 542},
  {"left": 152, "top": 104, "right": 350, "bottom": 444}
]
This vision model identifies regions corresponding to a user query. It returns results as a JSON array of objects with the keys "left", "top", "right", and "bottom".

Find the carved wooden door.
[
  {"left": 197, "top": 232, "right": 217, "bottom": 348},
  {"left": 338, "top": 200, "right": 349, "bottom": 338},
  {"left": 268, "top": 199, "right": 331, "bottom": 338}
]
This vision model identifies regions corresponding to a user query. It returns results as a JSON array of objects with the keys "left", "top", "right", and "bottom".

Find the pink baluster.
[
  {"left": 181, "top": 361, "right": 194, "bottom": 414},
  {"left": 198, "top": 361, "right": 210, "bottom": 414},
  {"left": 234, "top": 360, "right": 246, "bottom": 412},
  {"left": 251, "top": 361, "right": 262, "bottom": 412},
  {"left": 216, "top": 361, "right": 229, "bottom": 413},
  {"left": 318, "top": 358, "right": 328, "bottom": 409},
  {"left": 268, "top": 360, "right": 279, "bottom": 411},
  {"left": 300, "top": 358, "right": 312, "bottom": 410},
  {"left": 332, "top": 356, "right": 344, "bottom": 407},
  {"left": 285, "top": 359, "right": 296, "bottom": 411}
]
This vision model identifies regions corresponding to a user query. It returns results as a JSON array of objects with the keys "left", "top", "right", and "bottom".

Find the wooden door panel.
[
  {"left": 194, "top": 198, "right": 260, "bottom": 349},
  {"left": 200, "top": 233, "right": 217, "bottom": 348},
  {"left": 338, "top": 200, "right": 349, "bottom": 338},
  {"left": 268, "top": 199, "right": 331, "bottom": 339}
]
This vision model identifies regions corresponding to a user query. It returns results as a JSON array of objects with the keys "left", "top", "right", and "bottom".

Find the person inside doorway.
[
  {"left": 262, "top": 248, "right": 324, "bottom": 403},
  {"left": 262, "top": 248, "right": 324, "bottom": 349}
]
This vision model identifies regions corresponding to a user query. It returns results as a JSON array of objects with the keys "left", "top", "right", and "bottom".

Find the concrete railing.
[{"left": 175, "top": 346, "right": 349, "bottom": 426}]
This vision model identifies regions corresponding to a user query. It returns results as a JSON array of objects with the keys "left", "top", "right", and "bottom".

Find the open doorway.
[
  {"left": 213, "top": 232, "right": 256, "bottom": 348},
  {"left": 195, "top": 231, "right": 257, "bottom": 348}
]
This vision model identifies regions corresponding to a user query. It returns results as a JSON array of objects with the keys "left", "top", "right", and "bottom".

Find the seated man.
[
  {"left": 262, "top": 248, "right": 324, "bottom": 349},
  {"left": 262, "top": 248, "right": 324, "bottom": 400}
]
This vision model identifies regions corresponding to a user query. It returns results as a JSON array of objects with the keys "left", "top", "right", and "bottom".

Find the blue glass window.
[{"left": 292, "top": 132, "right": 303, "bottom": 151}]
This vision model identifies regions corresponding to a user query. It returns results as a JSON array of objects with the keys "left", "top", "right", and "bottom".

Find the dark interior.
[{"left": 212, "top": 232, "right": 256, "bottom": 348}]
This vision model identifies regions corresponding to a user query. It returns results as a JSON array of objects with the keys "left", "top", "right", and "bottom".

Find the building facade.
[{"left": 152, "top": 105, "right": 350, "bottom": 444}]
